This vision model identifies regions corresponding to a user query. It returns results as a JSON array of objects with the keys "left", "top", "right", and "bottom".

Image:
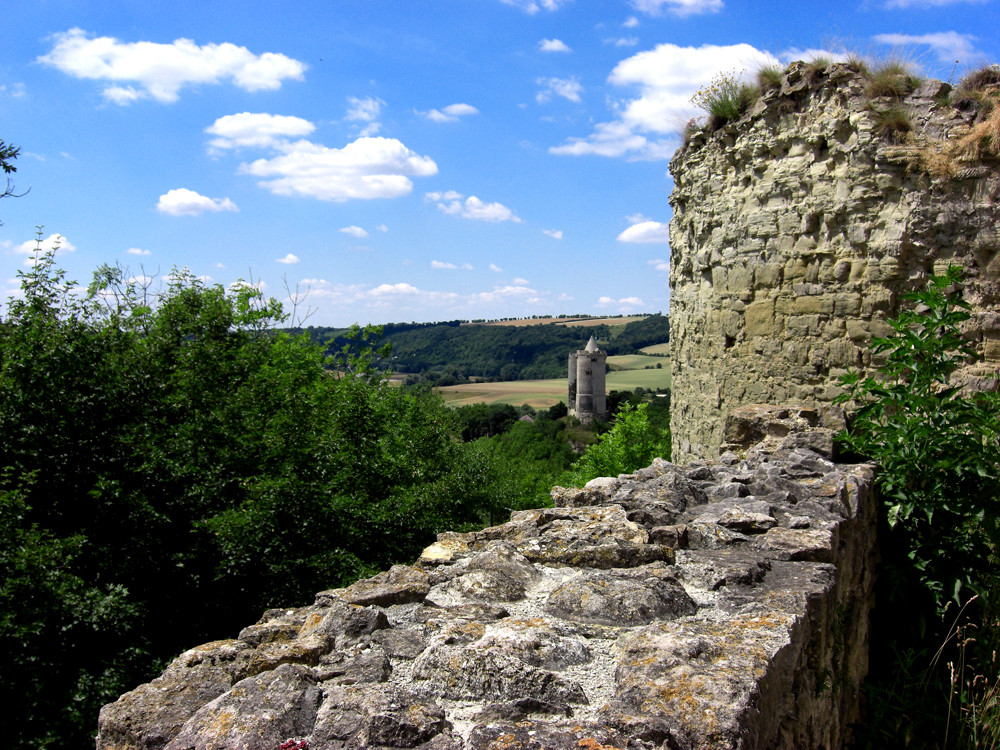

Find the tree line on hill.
[{"left": 291, "top": 313, "right": 669, "bottom": 386}]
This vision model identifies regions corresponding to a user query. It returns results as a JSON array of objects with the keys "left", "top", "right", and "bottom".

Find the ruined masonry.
[
  {"left": 669, "top": 61, "right": 1000, "bottom": 459},
  {"left": 96, "top": 406, "right": 876, "bottom": 750}
]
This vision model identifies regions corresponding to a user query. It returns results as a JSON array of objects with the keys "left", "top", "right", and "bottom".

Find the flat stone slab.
[{"left": 97, "top": 439, "right": 876, "bottom": 750}]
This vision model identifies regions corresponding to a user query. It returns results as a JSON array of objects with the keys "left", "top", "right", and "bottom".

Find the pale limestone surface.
[
  {"left": 96, "top": 414, "right": 876, "bottom": 750},
  {"left": 669, "top": 62, "right": 1000, "bottom": 460}
]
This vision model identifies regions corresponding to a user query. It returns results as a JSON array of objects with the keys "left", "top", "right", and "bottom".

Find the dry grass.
[
  {"left": 756, "top": 65, "right": 783, "bottom": 94},
  {"left": 865, "top": 59, "right": 921, "bottom": 99}
]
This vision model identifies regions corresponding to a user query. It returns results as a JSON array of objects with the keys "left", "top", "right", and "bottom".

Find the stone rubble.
[{"left": 97, "top": 411, "right": 876, "bottom": 750}]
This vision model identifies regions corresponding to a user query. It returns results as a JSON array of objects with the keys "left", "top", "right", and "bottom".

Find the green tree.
[
  {"left": 836, "top": 266, "right": 1000, "bottom": 615},
  {"left": 569, "top": 401, "right": 670, "bottom": 485}
]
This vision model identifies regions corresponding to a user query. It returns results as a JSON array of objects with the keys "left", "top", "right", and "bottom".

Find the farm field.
[
  {"left": 607, "top": 354, "right": 668, "bottom": 370},
  {"left": 640, "top": 343, "right": 671, "bottom": 355},
  {"left": 435, "top": 352, "right": 671, "bottom": 407}
]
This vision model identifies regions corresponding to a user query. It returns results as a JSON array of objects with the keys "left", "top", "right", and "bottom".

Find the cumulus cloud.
[
  {"left": 127, "top": 247, "right": 152, "bottom": 255},
  {"left": 431, "top": 260, "right": 457, "bottom": 269},
  {"left": 276, "top": 253, "right": 300, "bottom": 264},
  {"left": 489, "top": 263, "right": 503, "bottom": 272},
  {"left": 873, "top": 31, "right": 979, "bottom": 61},
  {"left": 426, "top": 191, "right": 521, "bottom": 222},
  {"left": 240, "top": 137, "right": 438, "bottom": 202},
  {"left": 598, "top": 294, "right": 645, "bottom": 307},
  {"left": 617, "top": 214, "right": 670, "bottom": 243},
  {"left": 539, "top": 38, "right": 572, "bottom": 53},
  {"left": 623, "top": 16, "right": 640, "bottom": 27},
  {"left": 346, "top": 96, "right": 384, "bottom": 136},
  {"left": 206, "top": 112, "right": 315, "bottom": 151},
  {"left": 340, "top": 225, "right": 369, "bottom": 238},
  {"left": 39, "top": 28, "right": 306, "bottom": 104},
  {"left": 376, "top": 224, "right": 388, "bottom": 232},
  {"left": 543, "top": 229, "right": 563, "bottom": 239},
  {"left": 512, "top": 277, "right": 530, "bottom": 285},
  {"left": 551, "top": 42, "right": 776, "bottom": 160},
  {"left": 536, "top": 76, "right": 583, "bottom": 103},
  {"left": 608, "top": 37, "right": 640, "bottom": 47},
  {"left": 156, "top": 188, "right": 239, "bottom": 216},
  {"left": 499, "top": 0, "right": 571, "bottom": 13},
  {"left": 14, "top": 233, "right": 77, "bottom": 262},
  {"left": 631, "top": 0, "right": 723, "bottom": 15},
  {"left": 648, "top": 258, "right": 670, "bottom": 273},
  {"left": 423, "top": 103, "right": 479, "bottom": 123}
]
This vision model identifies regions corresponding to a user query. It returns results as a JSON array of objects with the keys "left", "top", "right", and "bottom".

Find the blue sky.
[{"left": 1, "top": 0, "right": 996, "bottom": 326}]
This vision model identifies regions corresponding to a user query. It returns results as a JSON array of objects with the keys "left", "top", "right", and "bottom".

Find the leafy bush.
[
  {"left": 569, "top": 401, "right": 670, "bottom": 485},
  {"left": 836, "top": 266, "right": 1000, "bottom": 615}
]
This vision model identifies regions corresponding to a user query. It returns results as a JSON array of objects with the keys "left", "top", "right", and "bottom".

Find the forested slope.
[{"left": 295, "top": 313, "right": 669, "bottom": 385}]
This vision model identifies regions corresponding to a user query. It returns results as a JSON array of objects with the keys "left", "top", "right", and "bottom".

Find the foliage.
[
  {"left": 837, "top": 267, "right": 1000, "bottom": 749},
  {"left": 757, "top": 65, "right": 784, "bottom": 93},
  {"left": 864, "top": 59, "right": 922, "bottom": 99},
  {"left": 299, "top": 314, "right": 668, "bottom": 385},
  {"left": 569, "top": 402, "right": 670, "bottom": 485},
  {"left": 0, "top": 138, "right": 25, "bottom": 215},
  {"left": 872, "top": 105, "right": 914, "bottom": 143},
  {"left": 0, "top": 245, "right": 515, "bottom": 749},
  {"left": 690, "top": 70, "right": 759, "bottom": 129},
  {"left": 835, "top": 266, "right": 1000, "bottom": 615}
]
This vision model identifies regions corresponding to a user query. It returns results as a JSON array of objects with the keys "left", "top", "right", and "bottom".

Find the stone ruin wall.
[
  {"left": 96, "top": 409, "right": 876, "bottom": 750},
  {"left": 669, "top": 61, "right": 1000, "bottom": 461}
]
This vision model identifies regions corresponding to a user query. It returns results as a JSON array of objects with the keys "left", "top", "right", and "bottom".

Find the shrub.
[
  {"left": 690, "top": 70, "right": 759, "bottom": 129},
  {"left": 757, "top": 65, "right": 784, "bottom": 93},
  {"left": 835, "top": 266, "right": 1000, "bottom": 615},
  {"left": 871, "top": 105, "right": 913, "bottom": 143},
  {"left": 865, "top": 59, "right": 921, "bottom": 99}
]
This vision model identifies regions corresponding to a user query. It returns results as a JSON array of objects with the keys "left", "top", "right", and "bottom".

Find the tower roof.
[{"left": 585, "top": 336, "right": 599, "bottom": 353}]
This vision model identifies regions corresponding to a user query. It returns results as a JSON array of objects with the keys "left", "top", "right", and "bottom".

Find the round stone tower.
[
  {"left": 668, "top": 61, "right": 1000, "bottom": 461},
  {"left": 569, "top": 337, "right": 608, "bottom": 424}
]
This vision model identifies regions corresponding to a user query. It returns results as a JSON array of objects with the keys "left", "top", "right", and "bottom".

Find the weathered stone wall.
[
  {"left": 96, "top": 410, "right": 876, "bottom": 750},
  {"left": 669, "top": 62, "right": 1000, "bottom": 460}
]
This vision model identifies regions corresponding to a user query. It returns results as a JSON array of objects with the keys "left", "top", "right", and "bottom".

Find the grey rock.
[{"left": 545, "top": 569, "right": 697, "bottom": 626}]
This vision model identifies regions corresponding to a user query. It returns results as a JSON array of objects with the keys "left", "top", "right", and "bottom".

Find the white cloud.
[
  {"left": 39, "top": 28, "right": 306, "bottom": 104},
  {"left": 156, "top": 188, "right": 239, "bottom": 216},
  {"left": 623, "top": 16, "right": 640, "bottom": 27},
  {"left": 376, "top": 225, "right": 388, "bottom": 232},
  {"left": 423, "top": 102, "right": 480, "bottom": 123},
  {"left": 346, "top": 96, "right": 384, "bottom": 136},
  {"left": 778, "top": 47, "right": 850, "bottom": 65},
  {"left": 490, "top": 263, "right": 503, "bottom": 272},
  {"left": 539, "top": 38, "right": 572, "bottom": 53},
  {"left": 536, "top": 76, "right": 583, "bottom": 103},
  {"left": 873, "top": 31, "right": 978, "bottom": 61},
  {"left": 598, "top": 294, "right": 645, "bottom": 307},
  {"left": 431, "top": 260, "right": 458, "bottom": 269},
  {"left": 648, "top": 258, "right": 670, "bottom": 273},
  {"left": 543, "top": 229, "right": 563, "bottom": 239},
  {"left": 631, "top": 0, "right": 723, "bottom": 16},
  {"left": 127, "top": 247, "right": 152, "bottom": 256},
  {"left": 340, "top": 225, "right": 369, "bottom": 238},
  {"left": 499, "top": 0, "right": 571, "bottom": 13},
  {"left": 427, "top": 191, "right": 521, "bottom": 222},
  {"left": 206, "top": 112, "right": 315, "bottom": 151},
  {"left": 0, "top": 83, "right": 27, "bottom": 98},
  {"left": 513, "top": 277, "right": 530, "bottom": 285},
  {"left": 551, "top": 42, "right": 776, "bottom": 161},
  {"left": 240, "top": 136, "right": 438, "bottom": 202},
  {"left": 617, "top": 214, "right": 669, "bottom": 243},
  {"left": 14, "top": 233, "right": 77, "bottom": 262},
  {"left": 277, "top": 253, "right": 300, "bottom": 264},
  {"left": 608, "top": 37, "right": 640, "bottom": 47}
]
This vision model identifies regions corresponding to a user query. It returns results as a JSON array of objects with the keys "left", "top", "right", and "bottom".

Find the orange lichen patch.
[
  {"left": 488, "top": 733, "right": 524, "bottom": 749},
  {"left": 576, "top": 738, "right": 624, "bottom": 750}
]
